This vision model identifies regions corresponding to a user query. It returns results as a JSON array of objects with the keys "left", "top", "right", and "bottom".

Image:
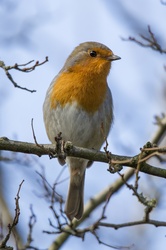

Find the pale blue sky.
[{"left": 0, "top": 1, "right": 166, "bottom": 249}]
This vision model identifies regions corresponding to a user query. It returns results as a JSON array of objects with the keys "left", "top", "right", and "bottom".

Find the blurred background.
[{"left": 0, "top": 0, "right": 166, "bottom": 249}]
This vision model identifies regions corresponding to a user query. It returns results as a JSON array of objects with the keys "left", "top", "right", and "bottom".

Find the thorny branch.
[
  {"left": 0, "top": 57, "right": 48, "bottom": 93},
  {"left": 0, "top": 180, "right": 24, "bottom": 249},
  {"left": 122, "top": 25, "right": 166, "bottom": 54}
]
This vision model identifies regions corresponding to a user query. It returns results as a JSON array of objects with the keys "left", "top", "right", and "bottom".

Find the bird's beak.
[{"left": 107, "top": 54, "right": 121, "bottom": 61}]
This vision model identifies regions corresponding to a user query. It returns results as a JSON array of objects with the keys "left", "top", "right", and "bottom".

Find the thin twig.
[
  {"left": 0, "top": 57, "right": 48, "bottom": 92},
  {"left": 0, "top": 180, "right": 24, "bottom": 248},
  {"left": 98, "top": 218, "right": 166, "bottom": 229},
  {"left": 122, "top": 25, "right": 166, "bottom": 54}
]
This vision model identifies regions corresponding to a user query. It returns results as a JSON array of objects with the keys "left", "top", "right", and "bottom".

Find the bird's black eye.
[{"left": 89, "top": 50, "right": 97, "bottom": 57}]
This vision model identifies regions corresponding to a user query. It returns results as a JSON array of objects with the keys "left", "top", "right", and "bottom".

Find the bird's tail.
[{"left": 65, "top": 166, "right": 86, "bottom": 221}]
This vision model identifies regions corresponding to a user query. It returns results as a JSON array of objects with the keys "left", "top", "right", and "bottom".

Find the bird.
[{"left": 43, "top": 41, "right": 120, "bottom": 221}]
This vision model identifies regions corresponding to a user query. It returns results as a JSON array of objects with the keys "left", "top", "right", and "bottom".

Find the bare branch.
[
  {"left": 22, "top": 205, "right": 37, "bottom": 250},
  {"left": 118, "top": 172, "right": 156, "bottom": 215},
  {"left": 47, "top": 168, "right": 135, "bottom": 250},
  {"left": 0, "top": 57, "right": 48, "bottom": 93},
  {"left": 42, "top": 113, "right": 166, "bottom": 249},
  {"left": 1, "top": 137, "right": 166, "bottom": 179},
  {"left": 98, "top": 218, "right": 166, "bottom": 229},
  {"left": 35, "top": 168, "right": 64, "bottom": 203},
  {"left": 0, "top": 180, "right": 24, "bottom": 249},
  {"left": 122, "top": 25, "right": 166, "bottom": 54}
]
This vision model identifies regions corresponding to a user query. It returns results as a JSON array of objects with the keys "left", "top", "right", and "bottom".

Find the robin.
[{"left": 43, "top": 41, "right": 120, "bottom": 220}]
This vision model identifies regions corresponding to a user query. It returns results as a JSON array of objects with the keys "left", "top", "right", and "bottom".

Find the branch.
[
  {"left": 9, "top": 113, "right": 163, "bottom": 250},
  {"left": 47, "top": 168, "right": 134, "bottom": 250},
  {"left": 122, "top": 25, "right": 166, "bottom": 54},
  {"left": 0, "top": 181, "right": 24, "bottom": 249},
  {"left": 22, "top": 205, "right": 37, "bottom": 250},
  {"left": 1, "top": 137, "right": 166, "bottom": 179},
  {"left": 0, "top": 57, "right": 48, "bottom": 93},
  {"left": 47, "top": 155, "right": 164, "bottom": 249},
  {"left": 0, "top": 191, "right": 24, "bottom": 249},
  {"left": 98, "top": 219, "right": 166, "bottom": 229},
  {"left": 153, "top": 113, "right": 166, "bottom": 143}
]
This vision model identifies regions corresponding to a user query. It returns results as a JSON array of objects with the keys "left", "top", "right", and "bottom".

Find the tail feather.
[{"left": 65, "top": 171, "right": 85, "bottom": 220}]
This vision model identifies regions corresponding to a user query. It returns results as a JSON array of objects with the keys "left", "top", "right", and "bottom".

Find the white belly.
[{"left": 43, "top": 88, "right": 113, "bottom": 150}]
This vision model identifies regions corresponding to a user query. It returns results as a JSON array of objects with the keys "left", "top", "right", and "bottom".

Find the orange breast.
[{"left": 50, "top": 59, "right": 110, "bottom": 113}]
